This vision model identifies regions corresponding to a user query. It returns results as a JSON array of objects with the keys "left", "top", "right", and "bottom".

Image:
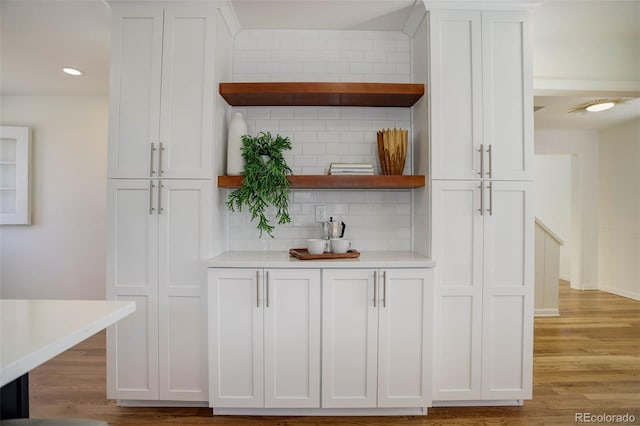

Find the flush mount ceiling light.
[
  {"left": 62, "top": 67, "right": 83, "bottom": 76},
  {"left": 570, "top": 99, "right": 621, "bottom": 113}
]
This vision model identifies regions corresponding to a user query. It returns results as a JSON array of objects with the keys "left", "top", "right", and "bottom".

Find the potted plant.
[{"left": 226, "top": 131, "right": 293, "bottom": 238}]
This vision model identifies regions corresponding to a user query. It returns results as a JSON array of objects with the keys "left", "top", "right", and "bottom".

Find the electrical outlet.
[{"left": 315, "top": 205, "right": 328, "bottom": 222}]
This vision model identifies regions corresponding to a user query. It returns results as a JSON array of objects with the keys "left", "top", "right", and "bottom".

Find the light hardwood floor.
[{"left": 28, "top": 282, "right": 640, "bottom": 425}]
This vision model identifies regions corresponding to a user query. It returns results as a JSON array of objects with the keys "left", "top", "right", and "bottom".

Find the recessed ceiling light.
[
  {"left": 62, "top": 67, "right": 83, "bottom": 76},
  {"left": 585, "top": 101, "right": 615, "bottom": 112}
]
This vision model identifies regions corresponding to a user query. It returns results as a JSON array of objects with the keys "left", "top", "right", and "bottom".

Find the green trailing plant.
[{"left": 226, "top": 131, "right": 293, "bottom": 238}]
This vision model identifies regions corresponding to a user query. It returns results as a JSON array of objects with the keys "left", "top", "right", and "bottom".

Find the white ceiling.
[{"left": 1, "top": 0, "right": 639, "bottom": 130}]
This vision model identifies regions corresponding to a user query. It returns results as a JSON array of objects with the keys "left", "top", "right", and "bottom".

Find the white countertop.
[
  {"left": 207, "top": 251, "right": 435, "bottom": 269},
  {"left": 1, "top": 299, "right": 135, "bottom": 386}
]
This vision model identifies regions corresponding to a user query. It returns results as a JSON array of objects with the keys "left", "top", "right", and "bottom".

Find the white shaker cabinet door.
[
  {"left": 158, "top": 180, "right": 211, "bottom": 401},
  {"left": 431, "top": 180, "right": 484, "bottom": 400},
  {"left": 208, "top": 268, "right": 264, "bottom": 408},
  {"left": 322, "top": 269, "right": 378, "bottom": 408},
  {"left": 106, "top": 179, "right": 159, "bottom": 400},
  {"left": 108, "top": 5, "right": 163, "bottom": 179},
  {"left": 159, "top": 6, "right": 216, "bottom": 179},
  {"left": 429, "top": 10, "right": 483, "bottom": 181},
  {"left": 264, "top": 269, "right": 321, "bottom": 408},
  {"left": 481, "top": 181, "right": 534, "bottom": 400},
  {"left": 377, "top": 268, "right": 432, "bottom": 407},
  {"left": 481, "top": 12, "right": 533, "bottom": 181}
]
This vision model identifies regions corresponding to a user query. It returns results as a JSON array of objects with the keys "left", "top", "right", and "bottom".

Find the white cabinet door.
[
  {"left": 431, "top": 180, "right": 483, "bottom": 400},
  {"left": 208, "top": 268, "right": 321, "bottom": 408},
  {"left": 108, "top": 5, "right": 163, "bottom": 179},
  {"left": 429, "top": 10, "right": 532, "bottom": 182},
  {"left": 481, "top": 181, "right": 533, "bottom": 399},
  {"left": 377, "top": 269, "right": 432, "bottom": 407},
  {"left": 158, "top": 180, "right": 210, "bottom": 401},
  {"left": 322, "top": 269, "right": 378, "bottom": 408},
  {"left": 264, "top": 269, "right": 321, "bottom": 408},
  {"left": 106, "top": 179, "right": 159, "bottom": 399},
  {"left": 429, "top": 10, "right": 482, "bottom": 180},
  {"left": 481, "top": 12, "right": 533, "bottom": 181},
  {"left": 208, "top": 268, "right": 264, "bottom": 408},
  {"left": 108, "top": 4, "right": 215, "bottom": 179},
  {"left": 159, "top": 6, "right": 215, "bottom": 179}
]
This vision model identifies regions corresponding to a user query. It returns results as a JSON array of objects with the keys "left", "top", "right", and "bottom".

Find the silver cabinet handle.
[
  {"left": 478, "top": 144, "right": 484, "bottom": 176},
  {"left": 266, "top": 271, "right": 270, "bottom": 308},
  {"left": 373, "top": 271, "right": 377, "bottom": 307},
  {"left": 149, "top": 180, "right": 155, "bottom": 215},
  {"left": 157, "top": 180, "right": 163, "bottom": 214},
  {"left": 256, "top": 271, "right": 260, "bottom": 307},
  {"left": 489, "top": 181, "right": 494, "bottom": 215},
  {"left": 478, "top": 184, "right": 484, "bottom": 216},
  {"left": 159, "top": 142, "right": 165, "bottom": 176},
  {"left": 487, "top": 144, "right": 493, "bottom": 178},
  {"left": 150, "top": 143, "right": 156, "bottom": 177},
  {"left": 383, "top": 271, "right": 387, "bottom": 308}
]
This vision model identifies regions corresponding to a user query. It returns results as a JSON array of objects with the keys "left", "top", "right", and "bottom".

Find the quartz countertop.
[{"left": 206, "top": 251, "right": 435, "bottom": 269}]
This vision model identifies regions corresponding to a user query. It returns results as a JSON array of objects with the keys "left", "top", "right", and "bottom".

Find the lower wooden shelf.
[{"left": 218, "top": 175, "right": 425, "bottom": 189}]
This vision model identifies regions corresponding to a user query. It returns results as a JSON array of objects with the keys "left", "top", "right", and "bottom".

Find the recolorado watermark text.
[{"left": 575, "top": 412, "right": 637, "bottom": 424}]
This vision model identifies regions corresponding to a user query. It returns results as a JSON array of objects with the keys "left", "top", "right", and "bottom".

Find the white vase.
[{"left": 226, "top": 112, "right": 248, "bottom": 175}]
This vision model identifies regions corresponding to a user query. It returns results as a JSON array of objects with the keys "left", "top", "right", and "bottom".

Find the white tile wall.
[{"left": 227, "top": 30, "right": 413, "bottom": 251}]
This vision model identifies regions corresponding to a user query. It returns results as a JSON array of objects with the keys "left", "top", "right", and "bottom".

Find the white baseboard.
[
  {"left": 559, "top": 274, "right": 570, "bottom": 282},
  {"left": 600, "top": 285, "right": 640, "bottom": 301},
  {"left": 432, "top": 400, "right": 523, "bottom": 407},
  {"left": 212, "top": 407, "right": 428, "bottom": 416},
  {"left": 534, "top": 308, "right": 560, "bottom": 317},
  {"left": 117, "top": 400, "right": 208, "bottom": 407}
]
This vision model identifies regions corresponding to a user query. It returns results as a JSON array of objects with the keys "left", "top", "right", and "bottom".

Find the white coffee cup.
[
  {"left": 330, "top": 238, "right": 351, "bottom": 254},
  {"left": 307, "top": 239, "right": 328, "bottom": 255}
]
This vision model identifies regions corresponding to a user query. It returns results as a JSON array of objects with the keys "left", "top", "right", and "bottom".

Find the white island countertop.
[
  {"left": 1, "top": 299, "right": 135, "bottom": 386},
  {"left": 206, "top": 251, "right": 435, "bottom": 269}
]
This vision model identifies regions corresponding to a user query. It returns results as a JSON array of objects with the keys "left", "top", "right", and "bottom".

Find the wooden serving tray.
[{"left": 289, "top": 248, "right": 360, "bottom": 260}]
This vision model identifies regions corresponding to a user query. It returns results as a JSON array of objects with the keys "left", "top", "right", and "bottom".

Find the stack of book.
[{"left": 329, "top": 163, "right": 374, "bottom": 175}]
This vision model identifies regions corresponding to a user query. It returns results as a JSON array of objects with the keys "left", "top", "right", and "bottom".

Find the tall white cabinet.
[
  {"left": 106, "top": 1, "right": 231, "bottom": 403},
  {"left": 428, "top": 9, "right": 534, "bottom": 402}
]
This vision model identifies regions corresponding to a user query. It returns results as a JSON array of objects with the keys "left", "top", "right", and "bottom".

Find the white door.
[
  {"left": 482, "top": 181, "right": 533, "bottom": 399},
  {"left": 322, "top": 269, "right": 378, "bottom": 408},
  {"left": 429, "top": 10, "right": 482, "bottom": 180},
  {"left": 158, "top": 180, "right": 211, "bottom": 401},
  {"left": 481, "top": 11, "right": 533, "bottom": 181},
  {"left": 264, "top": 269, "right": 321, "bottom": 408},
  {"left": 431, "top": 180, "right": 484, "bottom": 400},
  {"left": 159, "top": 6, "right": 216, "bottom": 178},
  {"left": 208, "top": 268, "right": 264, "bottom": 407},
  {"left": 108, "top": 5, "right": 163, "bottom": 178},
  {"left": 106, "top": 179, "right": 159, "bottom": 399},
  {"left": 377, "top": 269, "right": 432, "bottom": 407}
]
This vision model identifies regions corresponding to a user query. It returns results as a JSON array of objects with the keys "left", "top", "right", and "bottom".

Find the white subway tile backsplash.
[{"left": 228, "top": 29, "right": 412, "bottom": 251}]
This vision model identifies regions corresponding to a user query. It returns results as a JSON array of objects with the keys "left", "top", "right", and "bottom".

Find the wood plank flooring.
[{"left": 28, "top": 282, "right": 640, "bottom": 425}]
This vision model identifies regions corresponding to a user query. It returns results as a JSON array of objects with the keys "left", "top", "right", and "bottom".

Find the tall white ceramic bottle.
[{"left": 226, "top": 112, "right": 248, "bottom": 175}]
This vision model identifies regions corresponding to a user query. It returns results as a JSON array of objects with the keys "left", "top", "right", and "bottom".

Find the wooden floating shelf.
[
  {"left": 219, "top": 82, "right": 425, "bottom": 107},
  {"left": 218, "top": 175, "right": 426, "bottom": 189}
]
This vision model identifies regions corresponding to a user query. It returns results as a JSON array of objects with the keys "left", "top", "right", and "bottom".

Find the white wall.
[
  {"left": 535, "top": 129, "right": 599, "bottom": 290},
  {"left": 535, "top": 155, "right": 572, "bottom": 280},
  {"left": 598, "top": 119, "right": 640, "bottom": 300},
  {"left": 0, "top": 96, "right": 108, "bottom": 299},
  {"left": 227, "top": 29, "right": 414, "bottom": 251},
  {"left": 533, "top": 0, "right": 640, "bottom": 94}
]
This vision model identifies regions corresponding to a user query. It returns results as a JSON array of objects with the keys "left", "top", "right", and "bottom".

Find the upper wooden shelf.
[
  {"left": 219, "top": 82, "right": 425, "bottom": 107},
  {"left": 218, "top": 175, "right": 425, "bottom": 189}
]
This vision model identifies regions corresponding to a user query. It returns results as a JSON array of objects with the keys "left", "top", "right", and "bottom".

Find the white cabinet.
[
  {"left": 429, "top": 10, "right": 533, "bottom": 181},
  {"left": 107, "top": 179, "right": 210, "bottom": 401},
  {"left": 208, "top": 268, "right": 321, "bottom": 409},
  {"left": 108, "top": 4, "right": 215, "bottom": 179},
  {"left": 322, "top": 268, "right": 432, "bottom": 408},
  {"left": 431, "top": 180, "right": 533, "bottom": 401},
  {"left": 0, "top": 126, "right": 31, "bottom": 225}
]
